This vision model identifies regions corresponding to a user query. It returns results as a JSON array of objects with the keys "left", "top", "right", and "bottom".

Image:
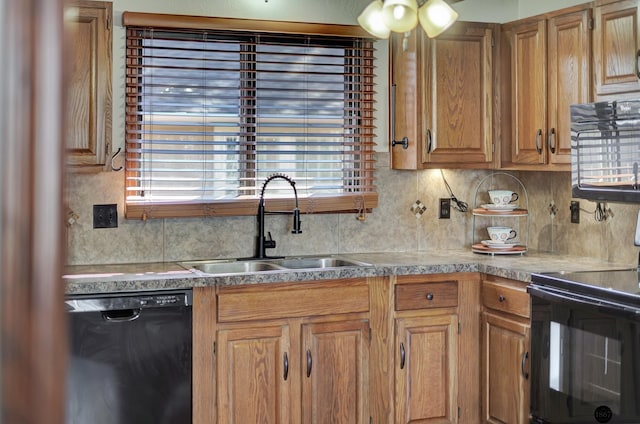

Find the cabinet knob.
[
  {"left": 498, "top": 295, "right": 506, "bottom": 303},
  {"left": 426, "top": 293, "right": 434, "bottom": 301}
]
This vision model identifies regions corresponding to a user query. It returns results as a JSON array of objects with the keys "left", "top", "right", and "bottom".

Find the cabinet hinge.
[
  {"left": 370, "top": 417, "right": 373, "bottom": 424},
  {"left": 588, "top": 18, "right": 594, "bottom": 30},
  {"left": 491, "top": 35, "right": 495, "bottom": 48},
  {"left": 491, "top": 143, "right": 495, "bottom": 153},
  {"left": 106, "top": 13, "right": 111, "bottom": 30},
  {"left": 369, "top": 326, "right": 372, "bottom": 345},
  {"left": 213, "top": 341, "right": 216, "bottom": 355},
  {"left": 458, "top": 323, "right": 461, "bottom": 334},
  {"left": 458, "top": 407, "right": 461, "bottom": 418}
]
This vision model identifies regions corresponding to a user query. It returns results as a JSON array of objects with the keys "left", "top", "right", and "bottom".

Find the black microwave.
[{"left": 571, "top": 100, "right": 640, "bottom": 203}]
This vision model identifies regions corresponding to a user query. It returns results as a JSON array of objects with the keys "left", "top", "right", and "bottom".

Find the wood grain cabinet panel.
[
  {"left": 390, "top": 22, "right": 495, "bottom": 170},
  {"left": 65, "top": 0, "right": 112, "bottom": 171},
  {"left": 302, "top": 320, "right": 370, "bottom": 424},
  {"left": 509, "top": 19, "right": 548, "bottom": 165},
  {"left": 211, "top": 279, "right": 371, "bottom": 424},
  {"left": 502, "top": 6, "right": 590, "bottom": 169},
  {"left": 593, "top": 0, "right": 640, "bottom": 99},
  {"left": 482, "top": 279, "right": 530, "bottom": 318},
  {"left": 395, "top": 315, "right": 458, "bottom": 424},
  {"left": 392, "top": 275, "right": 468, "bottom": 424},
  {"left": 481, "top": 277, "right": 531, "bottom": 424},
  {"left": 482, "top": 312, "right": 530, "bottom": 424},
  {"left": 395, "top": 281, "right": 458, "bottom": 311},
  {"left": 216, "top": 325, "right": 292, "bottom": 424}
]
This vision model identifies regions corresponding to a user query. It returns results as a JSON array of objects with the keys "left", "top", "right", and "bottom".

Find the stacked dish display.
[{"left": 470, "top": 174, "right": 529, "bottom": 256}]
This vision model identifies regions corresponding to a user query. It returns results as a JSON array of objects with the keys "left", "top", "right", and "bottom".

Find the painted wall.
[
  {"left": 65, "top": 0, "right": 640, "bottom": 268},
  {"left": 454, "top": 0, "right": 590, "bottom": 23}
]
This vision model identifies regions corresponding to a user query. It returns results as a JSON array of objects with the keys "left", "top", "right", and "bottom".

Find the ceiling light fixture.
[{"left": 357, "top": 0, "right": 459, "bottom": 39}]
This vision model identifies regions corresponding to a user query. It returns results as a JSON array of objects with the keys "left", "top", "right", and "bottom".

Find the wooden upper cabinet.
[
  {"left": 65, "top": 0, "right": 112, "bottom": 172},
  {"left": 390, "top": 30, "right": 424, "bottom": 170},
  {"left": 509, "top": 19, "right": 548, "bottom": 166},
  {"left": 502, "top": 6, "right": 591, "bottom": 169},
  {"left": 547, "top": 9, "right": 592, "bottom": 165},
  {"left": 593, "top": 0, "right": 640, "bottom": 99},
  {"left": 390, "top": 22, "right": 495, "bottom": 170}
]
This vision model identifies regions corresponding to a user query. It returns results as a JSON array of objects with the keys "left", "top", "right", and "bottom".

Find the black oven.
[{"left": 528, "top": 270, "right": 640, "bottom": 424}]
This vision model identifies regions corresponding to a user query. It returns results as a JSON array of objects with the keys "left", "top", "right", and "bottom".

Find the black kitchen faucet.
[{"left": 252, "top": 173, "right": 302, "bottom": 259}]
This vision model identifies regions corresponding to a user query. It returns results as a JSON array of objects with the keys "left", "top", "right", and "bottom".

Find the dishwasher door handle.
[{"left": 102, "top": 308, "right": 141, "bottom": 322}]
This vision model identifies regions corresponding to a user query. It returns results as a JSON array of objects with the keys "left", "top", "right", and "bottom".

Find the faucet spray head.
[{"left": 292, "top": 208, "right": 302, "bottom": 234}]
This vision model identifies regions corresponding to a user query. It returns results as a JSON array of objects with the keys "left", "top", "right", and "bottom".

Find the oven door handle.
[{"left": 528, "top": 285, "right": 640, "bottom": 320}]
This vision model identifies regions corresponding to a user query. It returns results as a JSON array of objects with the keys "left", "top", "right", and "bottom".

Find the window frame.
[{"left": 123, "top": 12, "right": 378, "bottom": 219}]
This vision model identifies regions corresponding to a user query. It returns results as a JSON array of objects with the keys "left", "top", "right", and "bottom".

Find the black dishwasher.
[{"left": 65, "top": 290, "right": 192, "bottom": 424}]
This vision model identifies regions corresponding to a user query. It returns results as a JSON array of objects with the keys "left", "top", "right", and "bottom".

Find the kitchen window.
[{"left": 123, "top": 13, "right": 377, "bottom": 219}]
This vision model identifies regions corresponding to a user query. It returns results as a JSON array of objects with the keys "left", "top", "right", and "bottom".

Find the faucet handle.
[{"left": 264, "top": 231, "right": 276, "bottom": 249}]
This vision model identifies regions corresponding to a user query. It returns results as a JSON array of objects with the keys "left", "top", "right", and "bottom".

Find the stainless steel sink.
[
  {"left": 179, "top": 259, "right": 286, "bottom": 274},
  {"left": 179, "top": 256, "right": 371, "bottom": 275},
  {"left": 271, "top": 256, "right": 371, "bottom": 269}
]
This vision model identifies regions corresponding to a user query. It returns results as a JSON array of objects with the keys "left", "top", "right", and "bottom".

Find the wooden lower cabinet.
[
  {"left": 302, "top": 320, "right": 370, "bottom": 424},
  {"left": 481, "top": 277, "right": 531, "bottom": 424},
  {"left": 193, "top": 273, "right": 486, "bottom": 424},
  {"left": 216, "top": 324, "right": 291, "bottom": 423},
  {"left": 197, "top": 279, "right": 371, "bottom": 424},
  {"left": 390, "top": 273, "right": 481, "bottom": 424},
  {"left": 216, "top": 319, "right": 369, "bottom": 424},
  {"left": 395, "top": 315, "right": 458, "bottom": 424}
]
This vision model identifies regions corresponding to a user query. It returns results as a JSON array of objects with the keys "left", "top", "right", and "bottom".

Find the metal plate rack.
[{"left": 471, "top": 173, "right": 529, "bottom": 256}]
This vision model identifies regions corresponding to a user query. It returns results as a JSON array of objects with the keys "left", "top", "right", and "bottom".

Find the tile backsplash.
[{"left": 65, "top": 152, "right": 640, "bottom": 267}]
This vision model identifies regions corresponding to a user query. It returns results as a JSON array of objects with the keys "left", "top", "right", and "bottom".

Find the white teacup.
[
  {"left": 488, "top": 190, "right": 519, "bottom": 206},
  {"left": 487, "top": 226, "right": 517, "bottom": 242}
]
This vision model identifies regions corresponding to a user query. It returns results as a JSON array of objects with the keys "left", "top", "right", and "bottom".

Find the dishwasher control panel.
[{"left": 66, "top": 290, "right": 192, "bottom": 312}]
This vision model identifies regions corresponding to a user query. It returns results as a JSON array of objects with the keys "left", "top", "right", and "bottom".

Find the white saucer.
[
  {"left": 481, "top": 203, "right": 518, "bottom": 211},
  {"left": 481, "top": 240, "right": 518, "bottom": 249}
]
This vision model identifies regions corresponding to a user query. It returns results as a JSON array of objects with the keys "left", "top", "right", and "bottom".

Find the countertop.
[{"left": 63, "top": 250, "right": 635, "bottom": 295}]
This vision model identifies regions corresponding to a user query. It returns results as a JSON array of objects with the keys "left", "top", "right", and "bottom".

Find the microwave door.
[{"left": 571, "top": 100, "right": 640, "bottom": 203}]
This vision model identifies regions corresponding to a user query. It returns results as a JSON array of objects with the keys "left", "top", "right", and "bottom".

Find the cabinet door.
[
  {"left": 301, "top": 320, "right": 370, "bottom": 424},
  {"left": 593, "top": 0, "right": 640, "bottom": 98},
  {"left": 482, "top": 311, "right": 530, "bottom": 424},
  {"left": 390, "top": 31, "right": 427, "bottom": 170},
  {"left": 217, "top": 325, "right": 291, "bottom": 424},
  {"left": 510, "top": 19, "right": 547, "bottom": 165},
  {"left": 424, "top": 23, "right": 494, "bottom": 167},
  {"left": 65, "top": 0, "right": 112, "bottom": 171},
  {"left": 395, "top": 315, "right": 458, "bottom": 424},
  {"left": 547, "top": 9, "right": 591, "bottom": 165}
]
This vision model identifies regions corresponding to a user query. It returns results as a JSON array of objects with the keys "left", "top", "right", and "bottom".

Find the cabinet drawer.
[
  {"left": 217, "top": 279, "right": 369, "bottom": 322},
  {"left": 395, "top": 281, "right": 458, "bottom": 311},
  {"left": 482, "top": 279, "right": 530, "bottom": 318}
]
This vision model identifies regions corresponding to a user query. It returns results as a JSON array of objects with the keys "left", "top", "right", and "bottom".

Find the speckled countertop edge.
[{"left": 63, "top": 250, "right": 635, "bottom": 295}]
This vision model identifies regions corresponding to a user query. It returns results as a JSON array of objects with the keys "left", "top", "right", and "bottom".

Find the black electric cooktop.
[{"left": 531, "top": 269, "right": 640, "bottom": 308}]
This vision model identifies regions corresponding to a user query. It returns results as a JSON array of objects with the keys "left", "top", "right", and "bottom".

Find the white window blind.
[{"left": 124, "top": 16, "right": 377, "bottom": 219}]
